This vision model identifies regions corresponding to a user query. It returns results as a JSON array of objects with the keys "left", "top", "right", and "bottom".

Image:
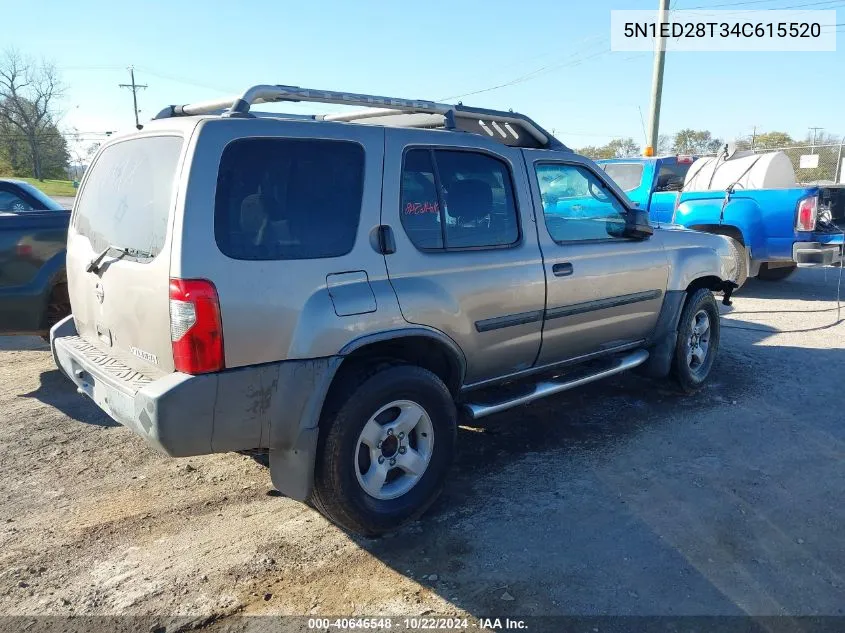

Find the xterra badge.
[{"left": 130, "top": 346, "right": 158, "bottom": 365}]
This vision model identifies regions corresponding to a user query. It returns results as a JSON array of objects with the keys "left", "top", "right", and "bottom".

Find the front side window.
[
  {"left": 16, "top": 182, "right": 64, "bottom": 210},
  {"left": 215, "top": 138, "right": 365, "bottom": 261},
  {"left": 401, "top": 149, "right": 519, "bottom": 250},
  {"left": 536, "top": 163, "right": 628, "bottom": 243}
]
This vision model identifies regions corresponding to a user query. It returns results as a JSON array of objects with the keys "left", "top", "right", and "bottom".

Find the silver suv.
[{"left": 51, "top": 84, "right": 737, "bottom": 535}]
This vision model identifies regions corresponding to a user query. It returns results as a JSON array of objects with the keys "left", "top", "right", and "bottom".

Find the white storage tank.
[{"left": 684, "top": 150, "right": 797, "bottom": 191}]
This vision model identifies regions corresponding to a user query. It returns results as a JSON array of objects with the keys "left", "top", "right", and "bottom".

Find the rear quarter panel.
[
  {"left": 175, "top": 118, "right": 406, "bottom": 369},
  {"left": 674, "top": 188, "right": 812, "bottom": 262}
]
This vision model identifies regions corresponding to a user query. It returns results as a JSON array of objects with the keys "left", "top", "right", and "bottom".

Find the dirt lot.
[{"left": 1, "top": 268, "right": 844, "bottom": 630}]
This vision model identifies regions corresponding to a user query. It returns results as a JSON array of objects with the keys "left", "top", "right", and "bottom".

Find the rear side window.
[
  {"left": 401, "top": 149, "right": 519, "bottom": 250},
  {"left": 215, "top": 138, "right": 364, "bottom": 260},
  {"left": 655, "top": 161, "right": 691, "bottom": 192},
  {"left": 74, "top": 136, "right": 183, "bottom": 258},
  {"left": 600, "top": 163, "right": 643, "bottom": 192}
]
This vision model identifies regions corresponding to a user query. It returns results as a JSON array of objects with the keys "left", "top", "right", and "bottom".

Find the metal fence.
[{"left": 750, "top": 143, "right": 845, "bottom": 184}]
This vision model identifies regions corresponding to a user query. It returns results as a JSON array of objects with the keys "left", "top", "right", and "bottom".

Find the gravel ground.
[{"left": 1, "top": 267, "right": 843, "bottom": 629}]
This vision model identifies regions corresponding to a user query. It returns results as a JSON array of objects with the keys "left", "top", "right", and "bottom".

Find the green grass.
[{"left": 17, "top": 177, "right": 78, "bottom": 198}]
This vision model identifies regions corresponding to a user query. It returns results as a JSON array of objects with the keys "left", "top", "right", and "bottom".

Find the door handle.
[
  {"left": 553, "top": 263, "right": 573, "bottom": 277},
  {"left": 374, "top": 225, "right": 396, "bottom": 255}
]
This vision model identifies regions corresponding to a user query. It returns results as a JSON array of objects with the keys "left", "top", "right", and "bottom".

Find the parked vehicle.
[
  {"left": 0, "top": 179, "right": 70, "bottom": 335},
  {"left": 597, "top": 154, "right": 845, "bottom": 286},
  {"left": 50, "top": 85, "right": 737, "bottom": 535}
]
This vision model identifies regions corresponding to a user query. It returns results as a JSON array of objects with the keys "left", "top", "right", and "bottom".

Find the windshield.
[
  {"left": 73, "top": 136, "right": 183, "bottom": 259},
  {"left": 600, "top": 163, "right": 644, "bottom": 192},
  {"left": 15, "top": 182, "right": 65, "bottom": 210}
]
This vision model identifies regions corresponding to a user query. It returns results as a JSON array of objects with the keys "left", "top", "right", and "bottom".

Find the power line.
[
  {"left": 133, "top": 66, "right": 236, "bottom": 94},
  {"left": 118, "top": 66, "right": 147, "bottom": 130},
  {"left": 437, "top": 44, "right": 612, "bottom": 102}
]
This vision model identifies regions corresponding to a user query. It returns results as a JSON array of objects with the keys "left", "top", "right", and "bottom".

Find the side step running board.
[{"left": 463, "top": 349, "right": 649, "bottom": 419}]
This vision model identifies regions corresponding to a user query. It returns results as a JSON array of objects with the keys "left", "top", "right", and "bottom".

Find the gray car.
[{"left": 50, "top": 85, "right": 737, "bottom": 535}]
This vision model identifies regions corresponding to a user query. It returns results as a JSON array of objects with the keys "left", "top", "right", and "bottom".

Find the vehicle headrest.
[
  {"left": 448, "top": 179, "right": 492, "bottom": 222},
  {"left": 239, "top": 193, "right": 266, "bottom": 236}
]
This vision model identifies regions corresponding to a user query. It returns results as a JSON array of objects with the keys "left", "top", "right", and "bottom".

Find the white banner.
[{"left": 611, "top": 10, "right": 837, "bottom": 52}]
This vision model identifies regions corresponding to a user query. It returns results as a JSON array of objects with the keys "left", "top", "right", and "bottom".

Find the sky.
[{"left": 5, "top": 0, "right": 844, "bottom": 156}]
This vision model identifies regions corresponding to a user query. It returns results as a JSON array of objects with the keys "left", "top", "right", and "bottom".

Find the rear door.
[
  {"left": 67, "top": 134, "right": 186, "bottom": 376},
  {"left": 382, "top": 129, "right": 546, "bottom": 386},
  {"left": 525, "top": 152, "right": 669, "bottom": 366}
]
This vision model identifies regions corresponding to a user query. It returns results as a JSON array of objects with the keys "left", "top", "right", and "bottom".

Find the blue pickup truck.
[
  {"left": 596, "top": 156, "right": 845, "bottom": 285},
  {"left": 0, "top": 179, "right": 70, "bottom": 335}
]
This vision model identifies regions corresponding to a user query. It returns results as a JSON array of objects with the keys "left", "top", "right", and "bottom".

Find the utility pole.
[
  {"left": 809, "top": 127, "right": 823, "bottom": 154},
  {"left": 751, "top": 126, "right": 757, "bottom": 151},
  {"left": 645, "top": 0, "right": 671, "bottom": 157},
  {"left": 119, "top": 66, "right": 148, "bottom": 130}
]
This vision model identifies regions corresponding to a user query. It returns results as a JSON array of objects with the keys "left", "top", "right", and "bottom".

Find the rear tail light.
[
  {"left": 169, "top": 278, "right": 224, "bottom": 374},
  {"left": 16, "top": 244, "right": 33, "bottom": 257},
  {"left": 796, "top": 195, "right": 818, "bottom": 232},
  {"left": 677, "top": 154, "right": 694, "bottom": 164}
]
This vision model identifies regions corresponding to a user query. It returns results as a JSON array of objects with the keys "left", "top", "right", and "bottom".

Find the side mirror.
[{"left": 623, "top": 207, "right": 653, "bottom": 239}]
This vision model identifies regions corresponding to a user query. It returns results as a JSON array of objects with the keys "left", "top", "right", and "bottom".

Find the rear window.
[
  {"left": 214, "top": 138, "right": 364, "bottom": 260},
  {"left": 600, "top": 163, "right": 644, "bottom": 192},
  {"left": 73, "top": 136, "right": 183, "bottom": 258},
  {"left": 655, "top": 162, "right": 691, "bottom": 192}
]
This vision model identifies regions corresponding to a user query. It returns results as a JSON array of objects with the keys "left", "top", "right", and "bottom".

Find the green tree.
[
  {"left": 753, "top": 131, "right": 794, "bottom": 150},
  {"left": 0, "top": 114, "right": 69, "bottom": 179},
  {"left": 577, "top": 137, "right": 641, "bottom": 159},
  {"left": 672, "top": 129, "right": 723, "bottom": 155}
]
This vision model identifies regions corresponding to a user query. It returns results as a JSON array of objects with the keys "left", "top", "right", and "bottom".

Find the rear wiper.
[{"left": 86, "top": 245, "right": 153, "bottom": 273}]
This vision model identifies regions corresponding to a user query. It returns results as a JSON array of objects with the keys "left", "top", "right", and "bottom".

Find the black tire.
[
  {"left": 725, "top": 237, "right": 748, "bottom": 289},
  {"left": 310, "top": 364, "right": 457, "bottom": 536},
  {"left": 671, "top": 288, "right": 721, "bottom": 394},
  {"left": 45, "top": 282, "right": 70, "bottom": 329},
  {"left": 756, "top": 263, "right": 797, "bottom": 282}
]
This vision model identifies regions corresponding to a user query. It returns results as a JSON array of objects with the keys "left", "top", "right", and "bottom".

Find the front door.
[
  {"left": 381, "top": 129, "right": 547, "bottom": 386},
  {"left": 524, "top": 154, "right": 670, "bottom": 366}
]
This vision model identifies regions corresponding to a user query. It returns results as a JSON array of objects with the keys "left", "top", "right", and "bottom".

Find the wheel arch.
[
  {"left": 687, "top": 223, "right": 745, "bottom": 245},
  {"left": 335, "top": 328, "right": 466, "bottom": 398},
  {"left": 686, "top": 274, "right": 726, "bottom": 294}
]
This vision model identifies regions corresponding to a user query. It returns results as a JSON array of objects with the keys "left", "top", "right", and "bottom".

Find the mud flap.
[
  {"left": 637, "top": 290, "right": 685, "bottom": 378},
  {"left": 269, "top": 427, "right": 320, "bottom": 501},
  {"left": 637, "top": 331, "right": 678, "bottom": 378},
  {"left": 720, "top": 280, "right": 739, "bottom": 306}
]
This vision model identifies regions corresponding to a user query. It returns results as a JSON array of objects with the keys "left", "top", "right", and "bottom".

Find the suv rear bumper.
[
  {"left": 793, "top": 241, "right": 844, "bottom": 267},
  {"left": 50, "top": 315, "right": 341, "bottom": 498}
]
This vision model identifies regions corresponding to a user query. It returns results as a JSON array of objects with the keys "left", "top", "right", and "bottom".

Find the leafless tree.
[{"left": 0, "top": 49, "right": 64, "bottom": 180}]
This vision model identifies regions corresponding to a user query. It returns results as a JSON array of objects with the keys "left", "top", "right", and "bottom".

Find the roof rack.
[{"left": 153, "top": 84, "right": 568, "bottom": 151}]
